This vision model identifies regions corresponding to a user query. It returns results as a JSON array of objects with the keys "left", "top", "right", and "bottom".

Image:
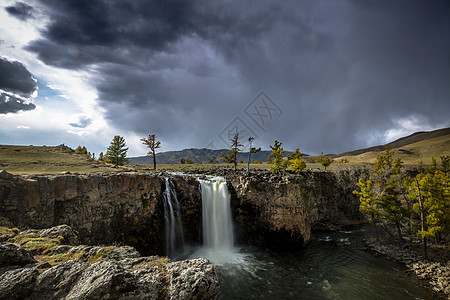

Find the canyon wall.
[
  {"left": 228, "top": 170, "right": 366, "bottom": 248},
  {"left": 0, "top": 170, "right": 367, "bottom": 254}
]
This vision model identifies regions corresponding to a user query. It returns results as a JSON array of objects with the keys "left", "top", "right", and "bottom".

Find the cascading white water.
[
  {"left": 163, "top": 178, "right": 184, "bottom": 257},
  {"left": 200, "top": 177, "right": 234, "bottom": 250},
  {"left": 196, "top": 176, "right": 239, "bottom": 264}
]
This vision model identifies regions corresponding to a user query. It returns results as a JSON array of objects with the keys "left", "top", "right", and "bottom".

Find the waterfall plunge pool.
[
  {"left": 165, "top": 175, "right": 442, "bottom": 299},
  {"left": 178, "top": 228, "right": 441, "bottom": 300}
]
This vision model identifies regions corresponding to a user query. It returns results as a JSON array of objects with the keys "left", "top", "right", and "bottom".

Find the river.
[{"left": 211, "top": 228, "right": 441, "bottom": 300}]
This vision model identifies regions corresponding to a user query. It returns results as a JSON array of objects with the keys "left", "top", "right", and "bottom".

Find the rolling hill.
[
  {"left": 0, "top": 144, "right": 122, "bottom": 174},
  {"left": 332, "top": 127, "right": 450, "bottom": 164}
]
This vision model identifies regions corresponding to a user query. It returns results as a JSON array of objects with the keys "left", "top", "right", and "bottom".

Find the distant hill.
[
  {"left": 128, "top": 148, "right": 287, "bottom": 164},
  {"left": 333, "top": 127, "right": 450, "bottom": 164}
]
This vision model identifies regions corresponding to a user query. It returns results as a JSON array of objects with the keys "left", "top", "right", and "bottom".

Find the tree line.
[
  {"left": 77, "top": 133, "right": 334, "bottom": 172},
  {"left": 353, "top": 147, "right": 449, "bottom": 259}
]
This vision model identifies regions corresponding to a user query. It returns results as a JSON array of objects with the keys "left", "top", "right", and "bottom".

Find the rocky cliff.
[
  {"left": 227, "top": 169, "right": 366, "bottom": 248},
  {"left": 0, "top": 172, "right": 166, "bottom": 254},
  {"left": 0, "top": 169, "right": 366, "bottom": 253}
]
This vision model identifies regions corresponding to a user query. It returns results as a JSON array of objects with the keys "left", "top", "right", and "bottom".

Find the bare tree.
[{"left": 141, "top": 134, "right": 161, "bottom": 170}]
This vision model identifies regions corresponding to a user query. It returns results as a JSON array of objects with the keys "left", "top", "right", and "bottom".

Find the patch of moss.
[
  {"left": 131, "top": 256, "right": 170, "bottom": 271},
  {"left": 9, "top": 234, "right": 64, "bottom": 255},
  {"left": 0, "top": 227, "right": 19, "bottom": 236},
  {"left": 38, "top": 251, "right": 84, "bottom": 266},
  {"left": 87, "top": 247, "right": 119, "bottom": 264}
]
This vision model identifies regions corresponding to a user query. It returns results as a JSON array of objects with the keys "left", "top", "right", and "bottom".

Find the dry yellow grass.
[
  {"left": 334, "top": 134, "right": 450, "bottom": 165},
  {"left": 0, "top": 144, "right": 125, "bottom": 175}
]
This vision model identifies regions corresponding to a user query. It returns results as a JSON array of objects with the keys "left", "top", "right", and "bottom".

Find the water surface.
[{"left": 194, "top": 229, "right": 441, "bottom": 300}]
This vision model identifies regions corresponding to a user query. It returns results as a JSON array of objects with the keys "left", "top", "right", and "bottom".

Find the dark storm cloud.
[
  {"left": 0, "top": 57, "right": 37, "bottom": 97},
  {"left": 0, "top": 57, "right": 37, "bottom": 114},
  {"left": 26, "top": 0, "right": 197, "bottom": 68},
  {"left": 5, "top": 2, "right": 34, "bottom": 20},
  {"left": 0, "top": 93, "right": 36, "bottom": 114},
  {"left": 25, "top": 0, "right": 450, "bottom": 153},
  {"left": 69, "top": 116, "right": 92, "bottom": 128}
]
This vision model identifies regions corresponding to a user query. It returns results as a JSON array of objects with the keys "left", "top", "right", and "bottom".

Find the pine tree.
[
  {"left": 141, "top": 134, "right": 161, "bottom": 170},
  {"left": 75, "top": 145, "right": 88, "bottom": 155},
  {"left": 106, "top": 135, "right": 129, "bottom": 166},
  {"left": 220, "top": 133, "right": 243, "bottom": 171},
  {"left": 318, "top": 152, "right": 333, "bottom": 170},
  {"left": 407, "top": 158, "right": 450, "bottom": 259},
  {"left": 267, "top": 140, "right": 289, "bottom": 174},
  {"left": 287, "top": 148, "right": 306, "bottom": 173},
  {"left": 353, "top": 146, "right": 408, "bottom": 244}
]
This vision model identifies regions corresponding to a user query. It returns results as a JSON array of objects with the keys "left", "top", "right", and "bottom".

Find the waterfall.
[
  {"left": 163, "top": 178, "right": 184, "bottom": 257},
  {"left": 197, "top": 176, "right": 236, "bottom": 263}
]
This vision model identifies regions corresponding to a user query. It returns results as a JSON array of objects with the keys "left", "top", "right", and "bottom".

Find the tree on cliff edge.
[
  {"left": 141, "top": 134, "right": 161, "bottom": 170},
  {"left": 106, "top": 135, "right": 129, "bottom": 166},
  {"left": 267, "top": 140, "right": 289, "bottom": 174},
  {"left": 220, "top": 133, "right": 243, "bottom": 171}
]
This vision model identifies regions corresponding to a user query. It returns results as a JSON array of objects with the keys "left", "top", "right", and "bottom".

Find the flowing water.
[
  {"left": 189, "top": 176, "right": 239, "bottom": 264},
  {"left": 162, "top": 178, "right": 184, "bottom": 257},
  {"left": 214, "top": 229, "right": 441, "bottom": 300},
  {"left": 176, "top": 175, "right": 440, "bottom": 299}
]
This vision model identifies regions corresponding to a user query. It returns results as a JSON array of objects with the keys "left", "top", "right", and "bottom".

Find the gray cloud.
[
  {"left": 19, "top": 0, "right": 450, "bottom": 153},
  {"left": 0, "top": 93, "right": 36, "bottom": 114},
  {"left": 0, "top": 57, "right": 37, "bottom": 97},
  {"left": 5, "top": 2, "right": 34, "bottom": 20},
  {"left": 69, "top": 116, "right": 92, "bottom": 128},
  {"left": 0, "top": 57, "right": 37, "bottom": 114}
]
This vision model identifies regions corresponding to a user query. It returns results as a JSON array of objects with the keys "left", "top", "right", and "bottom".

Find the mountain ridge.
[{"left": 128, "top": 127, "right": 450, "bottom": 165}]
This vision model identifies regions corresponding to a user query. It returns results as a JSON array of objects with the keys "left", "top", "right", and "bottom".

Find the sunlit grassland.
[
  {"left": 333, "top": 135, "right": 450, "bottom": 165},
  {"left": 0, "top": 145, "right": 122, "bottom": 175}
]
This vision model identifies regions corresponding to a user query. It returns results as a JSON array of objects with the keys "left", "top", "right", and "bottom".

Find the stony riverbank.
[
  {"left": 364, "top": 239, "right": 449, "bottom": 297},
  {"left": 0, "top": 225, "right": 220, "bottom": 299}
]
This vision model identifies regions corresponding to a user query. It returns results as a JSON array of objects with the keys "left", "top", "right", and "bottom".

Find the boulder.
[
  {"left": 0, "top": 265, "right": 39, "bottom": 299},
  {"left": 67, "top": 259, "right": 137, "bottom": 299},
  {"left": 0, "top": 243, "right": 36, "bottom": 267},
  {"left": 166, "top": 258, "right": 220, "bottom": 299},
  {"left": 37, "top": 224, "right": 80, "bottom": 245},
  {"left": 31, "top": 260, "right": 88, "bottom": 300}
]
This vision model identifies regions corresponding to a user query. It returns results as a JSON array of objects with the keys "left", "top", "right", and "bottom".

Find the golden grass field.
[
  {"left": 0, "top": 145, "right": 121, "bottom": 175},
  {"left": 1, "top": 129, "right": 448, "bottom": 175}
]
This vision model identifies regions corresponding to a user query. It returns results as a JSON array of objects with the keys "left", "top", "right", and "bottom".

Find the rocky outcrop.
[
  {"left": 0, "top": 172, "right": 167, "bottom": 254},
  {"left": 365, "top": 240, "right": 449, "bottom": 297},
  {"left": 228, "top": 170, "right": 366, "bottom": 248},
  {"left": 0, "top": 225, "right": 220, "bottom": 300},
  {"left": 0, "top": 243, "right": 36, "bottom": 267}
]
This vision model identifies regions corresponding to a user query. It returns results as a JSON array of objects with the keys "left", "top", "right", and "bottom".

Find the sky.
[{"left": 0, "top": 0, "right": 449, "bottom": 157}]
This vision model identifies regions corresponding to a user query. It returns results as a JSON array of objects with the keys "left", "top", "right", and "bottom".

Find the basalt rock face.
[
  {"left": 228, "top": 170, "right": 366, "bottom": 248},
  {"left": 0, "top": 170, "right": 365, "bottom": 252},
  {"left": 168, "top": 176, "right": 203, "bottom": 245},
  {"left": 0, "top": 173, "right": 166, "bottom": 255}
]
